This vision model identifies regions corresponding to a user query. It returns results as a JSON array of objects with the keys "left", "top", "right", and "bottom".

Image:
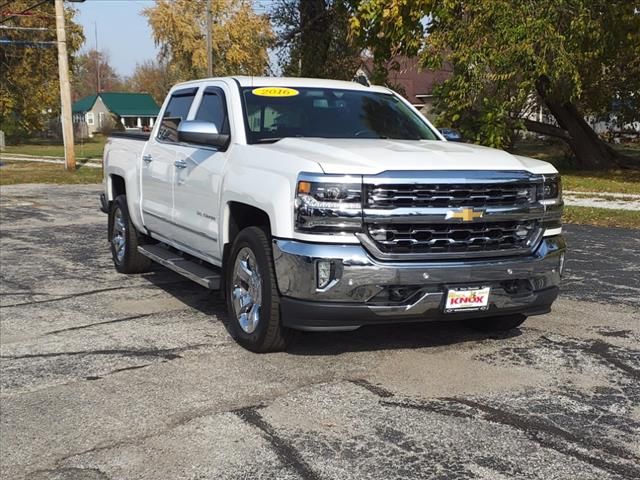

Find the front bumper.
[{"left": 273, "top": 236, "right": 566, "bottom": 331}]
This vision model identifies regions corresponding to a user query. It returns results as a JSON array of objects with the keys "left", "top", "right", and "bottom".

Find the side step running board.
[{"left": 138, "top": 244, "right": 221, "bottom": 290}]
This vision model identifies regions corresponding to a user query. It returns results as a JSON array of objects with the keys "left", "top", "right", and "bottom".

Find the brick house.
[{"left": 355, "top": 57, "right": 453, "bottom": 120}]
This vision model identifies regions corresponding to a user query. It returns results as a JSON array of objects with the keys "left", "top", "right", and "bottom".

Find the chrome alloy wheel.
[
  {"left": 231, "top": 247, "right": 262, "bottom": 334},
  {"left": 112, "top": 207, "right": 126, "bottom": 264}
]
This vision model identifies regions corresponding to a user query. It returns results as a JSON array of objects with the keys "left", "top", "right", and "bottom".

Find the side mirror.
[{"left": 177, "top": 120, "right": 230, "bottom": 150}]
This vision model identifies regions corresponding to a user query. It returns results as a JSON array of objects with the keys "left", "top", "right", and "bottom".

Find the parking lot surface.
[{"left": 1, "top": 184, "right": 639, "bottom": 480}]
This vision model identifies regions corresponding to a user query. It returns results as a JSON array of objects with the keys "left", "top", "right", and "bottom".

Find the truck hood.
[{"left": 257, "top": 138, "right": 557, "bottom": 175}]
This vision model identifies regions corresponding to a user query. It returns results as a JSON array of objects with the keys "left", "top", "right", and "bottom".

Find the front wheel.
[
  {"left": 225, "top": 226, "right": 293, "bottom": 353},
  {"left": 465, "top": 314, "right": 527, "bottom": 332}
]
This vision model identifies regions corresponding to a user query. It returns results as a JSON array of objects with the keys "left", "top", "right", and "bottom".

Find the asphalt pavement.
[{"left": 1, "top": 184, "right": 638, "bottom": 480}]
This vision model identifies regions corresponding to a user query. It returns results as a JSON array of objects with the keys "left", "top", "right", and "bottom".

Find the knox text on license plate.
[{"left": 444, "top": 287, "right": 491, "bottom": 313}]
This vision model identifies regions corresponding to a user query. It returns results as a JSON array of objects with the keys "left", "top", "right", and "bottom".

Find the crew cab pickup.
[{"left": 101, "top": 77, "right": 565, "bottom": 352}]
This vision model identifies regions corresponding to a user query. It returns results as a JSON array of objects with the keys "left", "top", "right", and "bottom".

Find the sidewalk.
[
  {"left": 0, "top": 153, "right": 102, "bottom": 169},
  {"left": 564, "top": 190, "right": 640, "bottom": 211}
]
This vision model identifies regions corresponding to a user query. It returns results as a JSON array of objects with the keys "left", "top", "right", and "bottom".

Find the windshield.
[{"left": 240, "top": 87, "right": 439, "bottom": 144}]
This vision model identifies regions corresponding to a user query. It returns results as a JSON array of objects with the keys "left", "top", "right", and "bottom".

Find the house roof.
[
  {"left": 72, "top": 92, "right": 160, "bottom": 116},
  {"left": 72, "top": 94, "right": 97, "bottom": 113}
]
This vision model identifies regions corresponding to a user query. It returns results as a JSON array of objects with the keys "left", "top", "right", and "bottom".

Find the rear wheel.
[
  {"left": 109, "top": 195, "right": 152, "bottom": 274},
  {"left": 466, "top": 314, "right": 527, "bottom": 332},
  {"left": 225, "top": 226, "right": 293, "bottom": 353}
]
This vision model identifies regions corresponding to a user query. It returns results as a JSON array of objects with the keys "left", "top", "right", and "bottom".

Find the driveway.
[{"left": 1, "top": 184, "right": 639, "bottom": 480}]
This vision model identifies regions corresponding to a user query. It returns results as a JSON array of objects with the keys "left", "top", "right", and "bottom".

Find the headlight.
[
  {"left": 539, "top": 175, "right": 562, "bottom": 202},
  {"left": 540, "top": 175, "right": 563, "bottom": 233},
  {"left": 294, "top": 174, "right": 362, "bottom": 234}
]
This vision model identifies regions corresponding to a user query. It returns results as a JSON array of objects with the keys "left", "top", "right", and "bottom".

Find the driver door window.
[{"left": 194, "top": 88, "right": 229, "bottom": 135}]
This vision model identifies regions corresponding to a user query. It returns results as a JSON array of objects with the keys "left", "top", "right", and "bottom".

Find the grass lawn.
[
  {"left": 3, "top": 136, "right": 106, "bottom": 159},
  {"left": 510, "top": 140, "right": 640, "bottom": 194},
  {"left": 562, "top": 170, "right": 640, "bottom": 195},
  {"left": 564, "top": 206, "right": 640, "bottom": 230},
  {"left": 0, "top": 160, "right": 102, "bottom": 185}
]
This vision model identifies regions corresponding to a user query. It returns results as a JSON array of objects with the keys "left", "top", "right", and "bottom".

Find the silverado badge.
[{"left": 446, "top": 207, "right": 484, "bottom": 222}]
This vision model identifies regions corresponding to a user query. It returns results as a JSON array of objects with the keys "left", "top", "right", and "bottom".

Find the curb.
[{"left": 0, "top": 156, "right": 102, "bottom": 169}]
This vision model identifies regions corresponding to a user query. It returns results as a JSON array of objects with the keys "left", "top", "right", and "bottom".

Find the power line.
[
  {"left": 0, "top": 38, "right": 56, "bottom": 45},
  {"left": 0, "top": 12, "right": 53, "bottom": 19},
  {"left": 0, "top": 0, "right": 51, "bottom": 24},
  {"left": 0, "top": 24, "right": 51, "bottom": 30}
]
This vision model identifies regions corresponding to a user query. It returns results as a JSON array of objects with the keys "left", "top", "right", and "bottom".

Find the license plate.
[{"left": 444, "top": 287, "right": 491, "bottom": 313}]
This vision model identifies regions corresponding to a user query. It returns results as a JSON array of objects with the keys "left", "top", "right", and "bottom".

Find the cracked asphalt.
[{"left": 1, "top": 184, "right": 639, "bottom": 480}]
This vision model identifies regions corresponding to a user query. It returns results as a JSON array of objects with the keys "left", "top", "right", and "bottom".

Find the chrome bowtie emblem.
[{"left": 445, "top": 208, "right": 484, "bottom": 222}]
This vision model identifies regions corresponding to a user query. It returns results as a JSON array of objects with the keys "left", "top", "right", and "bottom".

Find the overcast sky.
[{"left": 74, "top": 0, "right": 159, "bottom": 77}]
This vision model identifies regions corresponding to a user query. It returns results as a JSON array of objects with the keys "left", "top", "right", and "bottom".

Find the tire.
[
  {"left": 465, "top": 314, "right": 527, "bottom": 332},
  {"left": 225, "top": 226, "right": 293, "bottom": 353},
  {"left": 108, "top": 195, "right": 152, "bottom": 274}
]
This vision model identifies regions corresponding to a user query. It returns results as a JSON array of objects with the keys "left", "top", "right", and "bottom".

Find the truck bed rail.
[{"left": 109, "top": 131, "right": 151, "bottom": 141}]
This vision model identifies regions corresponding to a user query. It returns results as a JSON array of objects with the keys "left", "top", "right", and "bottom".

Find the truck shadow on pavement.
[
  {"left": 288, "top": 323, "right": 521, "bottom": 356},
  {"left": 143, "top": 268, "right": 522, "bottom": 355}
]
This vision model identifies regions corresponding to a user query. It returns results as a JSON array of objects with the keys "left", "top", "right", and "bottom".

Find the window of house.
[{"left": 86, "top": 112, "right": 94, "bottom": 126}]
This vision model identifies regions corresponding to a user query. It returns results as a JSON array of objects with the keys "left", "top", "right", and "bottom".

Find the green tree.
[
  {"left": 351, "top": 0, "right": 640, "bottom": 169},
  {"left": 73, "top": 49, "right": 126, "bottom": 100},
  {"left": 0, "top": 1, "right": 84, "bottom": 140},
  {"left": 272, "top": 0, "right": 361, "bottom": 79},
  {"left": 143, "top": 0, "right": 274, "bottom": 81},
  {"left": 125, "top": 59, "right": 175, "bottom": 105}
]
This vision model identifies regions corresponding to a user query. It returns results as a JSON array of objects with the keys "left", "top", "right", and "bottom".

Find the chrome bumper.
[{"left": 273, "top": 236, "right": 565, "bottom": 330}]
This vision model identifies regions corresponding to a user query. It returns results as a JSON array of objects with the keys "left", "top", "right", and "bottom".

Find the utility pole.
[
  {"left": 54, "top": 0, "right": 75, "bottom": 171},
  {"left": 95, "top": 21, "right": 100, "bottom": 93},
  {"left": 206, "top": 0, "right": 212, "bottom": 77}
]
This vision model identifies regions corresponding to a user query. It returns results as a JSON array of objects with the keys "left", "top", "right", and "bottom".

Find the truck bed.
[{"left": 109, "top": 131, "right": 151, "bottom": 141}]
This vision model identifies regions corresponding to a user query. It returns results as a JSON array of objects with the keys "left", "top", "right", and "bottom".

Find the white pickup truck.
[{"left": 101, "top": 76, "right": 565, "bottom": 352}]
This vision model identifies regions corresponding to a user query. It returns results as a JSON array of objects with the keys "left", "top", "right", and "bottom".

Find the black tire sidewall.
[
  {"left": 225, "top": 227, "right": 279, "bottom": 349},
  {"left": 109, "top": 196, "right": 127, "bottom": 272},
  {"left": 109, "top": 195, "right": 148, "bottom": 273}
]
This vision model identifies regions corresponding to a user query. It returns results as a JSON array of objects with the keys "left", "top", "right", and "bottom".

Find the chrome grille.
[
  {"left": 367, "top": 220, "right": 540, "bottom": 255},
  {"left": 366, "top": 183, "right": 536, "bottom": 209}
]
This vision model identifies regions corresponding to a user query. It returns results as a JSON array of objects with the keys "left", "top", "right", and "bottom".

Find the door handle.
[
  {"left": 142, "top": 154, "right": 153, "bottom": 163},
  {"left": 174, "top": 159, "right": 188, "bottom": 169}
]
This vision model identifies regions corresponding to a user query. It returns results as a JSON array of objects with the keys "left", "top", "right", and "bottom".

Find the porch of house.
[{"left": 120, "top": 116, "right": 156, "bottom": 129}]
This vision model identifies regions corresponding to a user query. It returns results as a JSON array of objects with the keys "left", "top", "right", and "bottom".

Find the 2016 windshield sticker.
[{"left": 252, "top": 87, "right": 299, "bottom": 97}]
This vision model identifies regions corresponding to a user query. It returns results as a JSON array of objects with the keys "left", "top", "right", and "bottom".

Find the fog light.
[
  {"left": 515, "top": 226, "right": 530, "bottom": 238},
  {"left": 316, "top": 260, "right": 332, "bottom": 289}
]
